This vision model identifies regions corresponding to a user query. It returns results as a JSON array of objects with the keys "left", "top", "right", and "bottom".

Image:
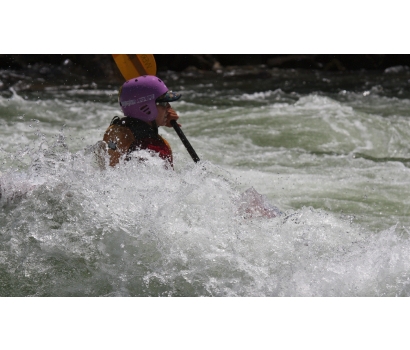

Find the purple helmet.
[{"left": 118, "top": 75, "right": 181, "bottom": 122}]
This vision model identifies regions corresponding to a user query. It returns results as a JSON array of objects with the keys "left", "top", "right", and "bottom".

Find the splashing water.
[{"left": 2, "top": 67, "right": 410, "bottom": 296}]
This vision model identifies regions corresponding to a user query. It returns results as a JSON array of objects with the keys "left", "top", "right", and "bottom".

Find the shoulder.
[{"left": 103, "top": 118, "right": 135, "bottom": 152}]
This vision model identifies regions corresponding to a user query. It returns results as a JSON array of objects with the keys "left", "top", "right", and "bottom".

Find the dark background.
[{"left": 1, "top": 54, "right": 410, "bottom": 85}]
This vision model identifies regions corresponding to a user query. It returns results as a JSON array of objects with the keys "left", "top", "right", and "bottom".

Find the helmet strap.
[{"left": 151, "top": 120, "right": 159, "bottom": 131}]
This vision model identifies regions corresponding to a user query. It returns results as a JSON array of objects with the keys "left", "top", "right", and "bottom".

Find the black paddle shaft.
[{"left": 170, "top": 120, "right": 200, "bottom": 163}]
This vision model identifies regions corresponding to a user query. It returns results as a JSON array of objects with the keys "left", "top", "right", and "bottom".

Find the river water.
[{"left": 1, "top": 64, "right": 410, "bottom": 296}]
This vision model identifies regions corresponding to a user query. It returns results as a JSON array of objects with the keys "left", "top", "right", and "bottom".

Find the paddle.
[
  {"left": 112, "top": 54, "right": 200, "bottom": 163},
  {"left": 112, "top": 54, "right": 156, "bottom": 80}
]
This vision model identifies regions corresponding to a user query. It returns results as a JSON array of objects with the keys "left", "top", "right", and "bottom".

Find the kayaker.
[
  {"left": 99, "top": 75, "right": 181, "bottom": 168},
  {"left": 94, "top": 75, "right": 282, "bottom": 219}
]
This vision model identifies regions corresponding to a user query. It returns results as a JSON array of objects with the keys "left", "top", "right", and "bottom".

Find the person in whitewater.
[
  {"left": 98, "top": 75, "right": 181, "bottom": 168},
  {"left": 94, "top": 75, "right": 282, "bottom": 219}
]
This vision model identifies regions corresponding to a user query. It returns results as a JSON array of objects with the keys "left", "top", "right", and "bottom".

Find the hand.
[{"left": 165, "top": 107, "right": 181, "bottom": 128}]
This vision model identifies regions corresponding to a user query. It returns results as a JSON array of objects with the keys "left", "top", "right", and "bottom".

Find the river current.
[{"left": 1, "top": 65, "right": 410, "bottom": 296}]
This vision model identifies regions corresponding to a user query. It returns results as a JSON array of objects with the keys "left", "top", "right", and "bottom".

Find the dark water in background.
[{"left": 2, "top": 65, "right": 410, "bottom": 296}]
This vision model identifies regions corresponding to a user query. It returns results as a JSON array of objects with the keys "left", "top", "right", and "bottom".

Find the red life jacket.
[{"left": 102, "top": 116, "right": 173, "bottom": 167}]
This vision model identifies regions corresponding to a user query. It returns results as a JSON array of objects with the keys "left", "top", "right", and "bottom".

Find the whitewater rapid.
[{"left": 2, "top": 66, "right": 410, "bottom": 296}]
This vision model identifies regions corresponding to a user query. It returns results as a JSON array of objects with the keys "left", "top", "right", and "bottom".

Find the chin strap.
[{"left": 151, "top": 120, "right": 159, "bottom": 131}]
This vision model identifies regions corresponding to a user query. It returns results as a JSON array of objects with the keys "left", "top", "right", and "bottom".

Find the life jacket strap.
[{"left": 110, "top": 116, "right": 121, "bottom": 126}]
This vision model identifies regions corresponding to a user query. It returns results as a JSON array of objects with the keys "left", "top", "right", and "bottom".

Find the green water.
[{"left": 1, "top": 66, "right": 410, "bottom": 296}]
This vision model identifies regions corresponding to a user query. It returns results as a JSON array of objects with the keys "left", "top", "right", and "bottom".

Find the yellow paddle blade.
[{"left": 112, "top": 54, "right": 157, "bottom": 80}]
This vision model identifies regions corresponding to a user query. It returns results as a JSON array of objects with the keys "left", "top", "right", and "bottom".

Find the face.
[{"left": 155, "top": 102, "right": 170, "bottom": 126}]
